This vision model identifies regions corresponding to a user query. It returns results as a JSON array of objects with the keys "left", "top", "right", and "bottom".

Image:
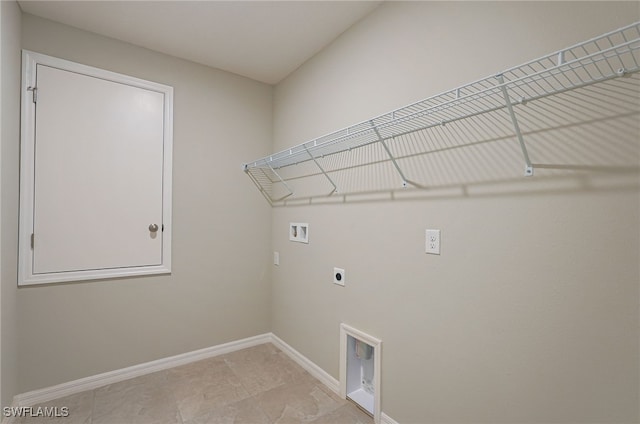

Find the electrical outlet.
[
  {"left": 334, "top": 267, "right": 345, "bottom": 286},
  {"left": 426, "top": 229, "right": 441, "bottom": 255}
]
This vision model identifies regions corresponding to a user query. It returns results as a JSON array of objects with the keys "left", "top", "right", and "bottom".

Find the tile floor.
[{"left": 14, "top": 343, "right": 373, "bottom": 424}]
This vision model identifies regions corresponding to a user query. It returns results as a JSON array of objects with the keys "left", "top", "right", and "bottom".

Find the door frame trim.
[{"left": 18, "top": 50, "right": 173, "bottom": 285}]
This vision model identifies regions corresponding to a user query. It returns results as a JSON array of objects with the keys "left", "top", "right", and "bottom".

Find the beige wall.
[
  {"left": 16, "top": 14, "right": 273, "bottom": 393},
  {"left": 4, "top": 3, "right": 640, "bottom": 422},
  {"left": 272, "top": 2, "right": 639, "bottom": 423},
  {"left": 1, "top": 0, "right": 21, "bottom": 409}
]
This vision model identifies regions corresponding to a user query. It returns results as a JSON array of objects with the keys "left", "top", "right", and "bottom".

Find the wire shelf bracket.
[
  {"left": 371, "top": 121, "right": 411, "bottom": 188},
  {"left": 243, "top": 21, "right": 640, "bottom": 203},
  {"left": 304, "top": 145, "right": 338, "bottom": 195},
  {"left": 495, "top": 73, "right": 534, "bottom": 176}
]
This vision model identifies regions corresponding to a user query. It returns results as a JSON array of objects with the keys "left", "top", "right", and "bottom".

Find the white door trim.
[{"left": 18, "top": 50, "right": 173, "bottom": 285}]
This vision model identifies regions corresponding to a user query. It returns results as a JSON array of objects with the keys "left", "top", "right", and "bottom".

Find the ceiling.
[{"left": 18, "top": 1, "right": 382, "bottom": 85}]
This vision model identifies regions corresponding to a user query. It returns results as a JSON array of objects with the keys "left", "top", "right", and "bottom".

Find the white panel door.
[
  {"left": 32, "top": 64, "right": 165, "bottom": 274},
  {"left": 19, "top": 51, "right": 173, "bottom": 285}
]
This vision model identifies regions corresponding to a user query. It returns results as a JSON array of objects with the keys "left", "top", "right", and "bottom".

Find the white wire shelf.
[{"left": 243, "top": 22, "right": 640, "bottom": 203}]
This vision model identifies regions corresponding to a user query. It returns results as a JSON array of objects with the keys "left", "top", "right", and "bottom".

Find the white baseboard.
[
  {"left": 11, "top": 333, "right": 271, "bottom": 408},
  {"left": 269, "top": 333, "right": 340, "bottom": 394},
  {"left": 8, "top": 332, "right": 398, "bottom": 424},
  {"left": 381, "top": 412, "right": 400, "bottom": 424}
]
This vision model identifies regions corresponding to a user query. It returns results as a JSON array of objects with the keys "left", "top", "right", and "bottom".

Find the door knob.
[{"left": 149, "top": 224, "right": 159, "bottom": 232}]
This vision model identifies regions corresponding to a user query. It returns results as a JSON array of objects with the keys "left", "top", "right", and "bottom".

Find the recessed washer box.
[{"left": 289, "top": 223, "right": 309, "bottom": 243}]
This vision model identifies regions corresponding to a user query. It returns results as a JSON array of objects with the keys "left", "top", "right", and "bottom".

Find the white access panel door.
[
  {"left": 19, "top": 51, "right": 173, "bottom": 285},
  {"left": 34, "top": 64, "right": 164, "bottom": 273}
]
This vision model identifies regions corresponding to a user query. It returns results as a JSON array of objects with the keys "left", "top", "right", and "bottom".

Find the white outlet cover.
[
  {"left": 426, "top": 229, "right": 441, "bottom": 255},
  {"left": 334, "top": 267, "right": 345, "bottom": 286}
]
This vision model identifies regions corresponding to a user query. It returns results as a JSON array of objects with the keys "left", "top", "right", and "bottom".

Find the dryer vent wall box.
[{"left": 18, "top": 51, "right": 173, "bottom": 285}]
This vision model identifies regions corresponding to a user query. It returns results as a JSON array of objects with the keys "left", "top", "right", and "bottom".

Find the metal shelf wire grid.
[{"left": 243, "top": 22, "right": 640, "bottom": 203}]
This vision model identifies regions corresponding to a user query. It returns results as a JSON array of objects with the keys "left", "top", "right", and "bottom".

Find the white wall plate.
[{"left": 289, "top": 222, "right": 309, "bottom": 243}]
